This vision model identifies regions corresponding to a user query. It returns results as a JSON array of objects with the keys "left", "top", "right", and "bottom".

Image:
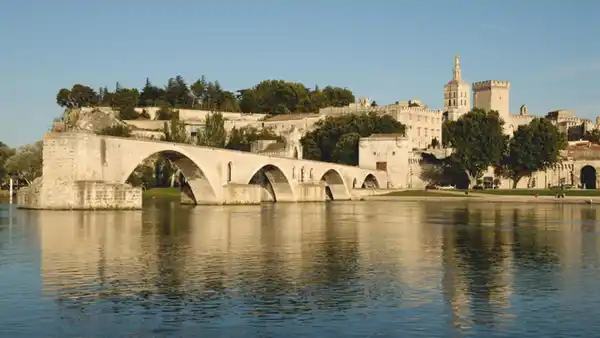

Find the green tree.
[
  {"left": 163, "top": 111, "right": 188, "bottom": 143},
  {"left": 112, "top": 87, "right": 140, "bottom": 119},
  {"left": 584, "top": 129, "right": 600, "bottom": 143},
  {"left": 444, "top": 108, "right": 508, "bottom": 187},
  {"left": 97, "top": 124, "right": 133, "bottom": 137},
  {"left": 138, "top": 78, "right": 166, "bottom": 107},
  {"left": 497, "top": 118, "right": 567, "bottom": 188},
  {"left": 4, "top": 141, "right": 43, "bottom": 185},
  {"left": 0, "top": 143, "right": 16, "bottom": 183},
  {"left": 441, "top": 120, "right": 456, "bottom": 147},
  {"left": 197, "top": 112, "right": 227, "bottom": 147},
  {"left": 225, "top": 126, "right": 283, "bottom": 152},
  {"left": 56, "top": 84, "right": 98, "bottom": 108},
  {"left": 331, "top": 132, "right": 361, "bottom": 165},
  {"left": 301, "top": 113, "right": 405, "bottom": 165},
  {"left": 126, "top": 164, "right": 157, "bottom": 188}
]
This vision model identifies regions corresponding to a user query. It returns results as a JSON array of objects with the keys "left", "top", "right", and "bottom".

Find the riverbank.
[
  {"left": 143, "top": 187, "right": 180, "bottom": 199},
  {"left": 368, "top": 189, "right": 600, "bottom": 204}
]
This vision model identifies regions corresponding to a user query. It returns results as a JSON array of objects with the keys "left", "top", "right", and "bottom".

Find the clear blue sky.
[{"left": 1, "top": 0, "right": 599, "bottom": 147}]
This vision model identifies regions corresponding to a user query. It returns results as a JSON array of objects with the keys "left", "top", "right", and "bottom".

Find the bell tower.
[{"left": 444, "top": 54, "right": 471, "bottom": 120}]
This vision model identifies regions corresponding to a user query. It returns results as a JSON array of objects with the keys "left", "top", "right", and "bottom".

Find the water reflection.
[{"left": 4, "top": 201, "right": 600, "bottom": 336}]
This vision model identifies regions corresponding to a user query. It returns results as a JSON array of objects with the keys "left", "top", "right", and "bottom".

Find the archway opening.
[
  {"left": 361, "top": 174, "right": 379, "bottom": 189},
  {"left": 293, "top": 147, "right": 299, "bottom": 159},
  {"left": 248, "top": 164, "right": 294, "bottom": 202},
  {"left": 320, "top": 169, "right": 350, "bottom": 200},
  {"left": 124, "top": 150, "right": 218, "bottom": 205},
  {"left": 581, "top": 165, "right": 597, "bottom": 189}
]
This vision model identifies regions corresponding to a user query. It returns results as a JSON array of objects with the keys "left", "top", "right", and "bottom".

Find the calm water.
[{"left": 1, "top": 200, "right": 600, "bottom": 337}]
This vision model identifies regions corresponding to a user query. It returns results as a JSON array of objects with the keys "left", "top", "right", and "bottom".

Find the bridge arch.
[
  {"left": 246, "top": 164, "right": 295, "bottom": 202},
  {"left": 360, "top": 173, "right": 380, "bottom": 189},
  {"left": 320, "top": 169, "right": 351, "bottom": 200},
  {"left": 121, "top": 149, "right": 219, "bottom": 204}
]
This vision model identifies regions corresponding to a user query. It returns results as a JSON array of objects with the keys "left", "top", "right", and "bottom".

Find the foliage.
[
  {"left": 56, "top": 84, "right": 99, "bottom": 108},
  {"left": 126, "top": 164, "right": 157, "bottom": 188},
  {"left": 496, "top": 118, "right": 567, "bottom": 188},
  {"left": 441, "top": 120, "right": 455, "bottom": 147},
  {"left": 4, "top": 141, "right": 43, "bottom": 184},
  {"left": 197, "top": 112, "right": 226, "bottom": 147},
  {"left": 155, "top": 106, "right": 174, "bottom": 120},
  {"left": 331, "top": 132, "right": 361, "bottom": 165},
  {"left": 0, "top": 143, "right": 16, "bottom": 182},
  {"left": 584, "top": 129, "right": 600, "bottom": 143},
  {"left": 420, "top": 153, "right": 469, "bottom": 189},
  {"left": 430, "top": 137, "right": 440, "bottom": 149},
  {"left": 443, "top": 108, "right": 508, "bottom": 186},
  {"left": 225, "top": 126, "right": 284, "bottom": 152},
  {"left": 97, "top": 124, "right": 133, "bottom": 137},
  {"left": 56, "top": 77, "right": 356, "bottom": 115},
  {"left": 163, "top": 112, "right": 188, "bottom": 143},
  {"left": 300, "top": 113, "right": 406, "bottom": 165}
]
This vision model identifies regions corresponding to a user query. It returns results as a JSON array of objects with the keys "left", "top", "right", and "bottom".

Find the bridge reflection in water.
[{"left": 14, "top": 201, "right": 600, "bottom": 336}]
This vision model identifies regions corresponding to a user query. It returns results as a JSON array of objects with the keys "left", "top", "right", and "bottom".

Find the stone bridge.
[{"left": 17, "top": 133, "right": 388, "bottom": 209}]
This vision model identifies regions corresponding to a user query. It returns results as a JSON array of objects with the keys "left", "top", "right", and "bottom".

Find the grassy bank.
[
  {"left": 143, "top": 187, "right": 181, "bottom": 198},
  {"left": 474, "top": 189, "right": 600, "bottom": 197},
  {"left": 380, "top": 190, "right": 471, "bottom": 197}
]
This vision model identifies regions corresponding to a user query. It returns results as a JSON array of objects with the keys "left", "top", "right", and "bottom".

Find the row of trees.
[
  {"left": 56, "top": 77, "right": 356, "bottom": 117},
  {"left": 430, "top": 108, "right": 567, "bottom": 188}
]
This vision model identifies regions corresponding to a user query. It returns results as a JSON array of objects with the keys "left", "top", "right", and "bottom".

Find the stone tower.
[
  {"left": 444, "top": 54, "right": 471, "bottom": 121},
  {"left": 472, "top": 80, "right": 511, "bottom": 122}
]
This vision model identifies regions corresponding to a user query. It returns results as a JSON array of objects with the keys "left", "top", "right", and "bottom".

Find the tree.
[
  {"left": 197, "top": 112, "right": 226, "bottom": 147},
  {"left": 430, "top": 137, "right": 440, "bottom": 149},
  {"left": 55, "top": 84, "right": 98, "bottom": 108},
  {"left": 441, "top": 120, "right": 456, "bottom": 147},
  {"left": 4, "top": 141, "right": 43, "bottom": 185},
  {"left": 444, "top": 108, "right": 508, "bottom": 187},
  {"left": 112, "top": 87, "right": 140, "bottom": 119},
  {"left": 0, "top": 143, "right": 16, "bottom": 183},
  {"left": 225, "top": 126, "right": 284, "bottom": 152},
  {"left": 331, "top": 132, "right": 361, "bottom": 165},
  {"left": 584, "top": 129, "right": 600, "bottom": 143},
  {"left": 163, "top": 111, "right": 188, "bottom": 143},
  {"left": 497, "top": 118, "right": 567, "bottom": 188},
  {"left": 138, "top": 78, "right": 166, "bottom": 107},
  {"left": 300, "top": 113, "right": 406, "bottom": 165}
]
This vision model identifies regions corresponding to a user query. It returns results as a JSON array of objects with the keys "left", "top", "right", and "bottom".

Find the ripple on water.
[{"left": 1, "top": 201, "right": 600, "bottom": 336}]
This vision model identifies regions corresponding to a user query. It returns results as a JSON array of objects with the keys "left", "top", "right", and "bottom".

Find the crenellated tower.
[
  {"left": 472, "top": 80, "right": 511, "bottom": 123},
  {"left": 444, "top": 54, "right": 471, "bottom": 121}
]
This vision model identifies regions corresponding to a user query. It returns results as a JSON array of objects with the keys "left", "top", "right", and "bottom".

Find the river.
[{"left": 1, "top": 199, "right": 600, "bottom": 337}]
